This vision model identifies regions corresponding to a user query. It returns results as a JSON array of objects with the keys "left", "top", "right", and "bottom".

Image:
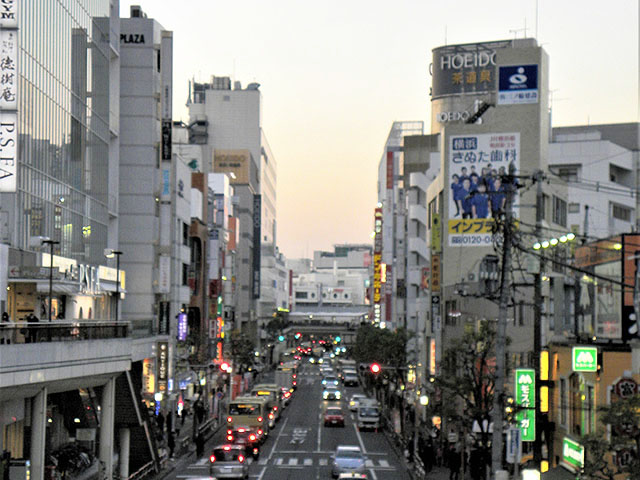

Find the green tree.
[
  {"left": 436, "top": 320, "right": 503, "bottom": 456},
  {"left": 265, "top": 310, "right": 290, "bottom": 340},
  {"left": 229, "top": 330, "right": 255, "bottom": 372},
  {"left": 582, "top": 394, "right": 640, "bottom": 480}
]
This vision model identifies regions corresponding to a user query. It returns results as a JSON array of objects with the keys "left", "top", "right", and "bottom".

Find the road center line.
[{"left": 267, "top": 416, "right": 289, "bottom": 461}]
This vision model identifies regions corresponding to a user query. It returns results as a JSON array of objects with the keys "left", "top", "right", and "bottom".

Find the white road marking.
[
  {"left": 267, "top": 416, "right": 289, "bottom": 461},
  {"left": 256, "top": 467, "right": 267, "bottom": 480},
  {"left": 275, "top": 458, "right": 283, "bottom": 465},
  {"left": 304, "top": 458, "right": 313, "bottom": 466},
  {"left": 288, "top": 458, "right": 299, "bottom": 466},
  {"left": 379, "top": 459, "right": 390, "bottom": 467},
  {"left": 319, "top": 458, "right": 328, "bottom": 466},
  {"left": 365, "top": 459, "right": 374, "bottom": 467},
  {"left": 258, "top": 458, "right": 267, "bottom": 465}
]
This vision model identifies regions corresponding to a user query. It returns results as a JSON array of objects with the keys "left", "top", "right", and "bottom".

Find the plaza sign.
[
  {"left": 515, "top": 368, "right": 535, "bottom": 442},
  {"left": 572, "top": 346, "right": 598, "bottom": 372}
]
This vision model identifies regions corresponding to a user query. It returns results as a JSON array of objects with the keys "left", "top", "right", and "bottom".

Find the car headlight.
[
  {"left": 336, "top": 392, "right": 341, "bottom": 399},
  {"left": 323, "top": 392, "right": 328, "bottom": 399}
]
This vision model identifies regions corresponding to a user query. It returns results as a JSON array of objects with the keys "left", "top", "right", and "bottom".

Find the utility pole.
[
  {"left": 533, "top": 170, "right": 544, "bottom": 469},
  {"left": 491, "top": 162, "right": 516, "bottom": 476}
]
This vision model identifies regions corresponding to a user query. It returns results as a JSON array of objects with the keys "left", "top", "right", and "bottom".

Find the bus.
[
  {"left": 250, "top": 383, "right": 283, "bottom": 426},
  {"left": 226, "top": 396, "right": 270, "bottom": 433}
]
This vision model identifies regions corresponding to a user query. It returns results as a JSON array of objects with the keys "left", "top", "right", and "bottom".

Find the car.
[
  {"left": 331, "top": 445, "right": 368, "bottom": 478},
  {"left": 322, "top": 375, "right": 340, "bottom": 387},
  {"left": 348, "top": 394, "right": 367, "bottom": 412},
  {"left": 343, "top": 373, "right": 359, "bottom": 387},
  {"left": 280, "top": 387, "right": 293, "bottom": 407},
  {"left": 208, "top": 444, "right": 249, "bottom": 479},
  {"left": 323, "top": 406, "right": 345, "bottom": 427},
  {"left": 323, "top": 387, "right": 342, "bottom": 401},
  {"left": 226, "top": 427, "right": 260, "bottom": 459}
]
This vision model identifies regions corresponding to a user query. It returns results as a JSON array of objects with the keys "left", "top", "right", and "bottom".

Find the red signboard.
[{"left": 386, "top": 151, "right": 394, "bottom": 190}]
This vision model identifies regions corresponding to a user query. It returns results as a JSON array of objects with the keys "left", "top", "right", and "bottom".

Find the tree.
[
  {"left": 229, "top": 330, "right": 255, "bottom": 372},
  {"left": 265, "top": 310, "right": 289, "bottom": 340},
  {"left": 582, "top": 394, "right": 640, "bottom": 480},
  {"left": 436, "top": 320, "right": 504, "bottom": 458}
]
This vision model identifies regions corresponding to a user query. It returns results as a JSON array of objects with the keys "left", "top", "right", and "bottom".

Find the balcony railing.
[{"left": 0, "top": 321, "right": 129, "bottom": 344}]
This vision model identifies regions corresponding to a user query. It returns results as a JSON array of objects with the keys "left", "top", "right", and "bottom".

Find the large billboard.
[
  {"left": 0, "top": 11, "right": 17, "bottom": 193},
  {"left": 214, "top": 150, "right": 251, "bottom": 184},
  {"left": 252, "top": 195, "right": 261, "bottom": 299},
  {"left": 431, "top": 40, "right": 512, "bottom": 99},
  {"left": 447, "top": 133, "right": 520, "bottom": 247}
]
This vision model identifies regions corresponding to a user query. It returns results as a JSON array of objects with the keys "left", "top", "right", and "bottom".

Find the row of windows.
[{"left": 295, "top": 291, "right": 350, "bottom": 300}]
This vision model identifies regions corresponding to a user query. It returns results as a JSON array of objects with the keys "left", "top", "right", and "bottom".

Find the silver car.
[
  {"left": 208, "top": 445, "right": 249, "bottom": 479},
  {"left": 331, "top": 445, "right": 368, "bottom": 478}
]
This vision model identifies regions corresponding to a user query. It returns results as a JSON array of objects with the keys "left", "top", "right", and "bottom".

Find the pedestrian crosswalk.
[{"left": 258, "top": 456, "right": 393, "bottom": 469}]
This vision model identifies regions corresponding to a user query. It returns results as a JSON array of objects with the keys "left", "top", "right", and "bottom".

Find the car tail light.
[
  {"left": 293, "top": 374, "right": 297, "bottom": 379},
  {"left": 268, "top": 413, "right": 274, "bottom": 420},
  {"left": 227, "top": 435, "right": 233, "bottom": 441},
  {"left": 258, "top": 416, "right": 264, "bottom": 422},
  {"left": 209, "top": 455, "right": 216, "bottom": 463},
  {"left": 274, "top": 406, "right": 278, "bottom": 411},
  {"left": 238, "top": 428, "right": 246, "bottom": 432},
  {"left": 249, "top": 434, "right": 256, "bottom": 441},
  {"left": 227, "top": 416, "right": 232, "bottom": 423},
  {"left": 253, "top": 447, "right": 259, "bottom": 455},
  {"left": 227, "top": 429, "right": 232, "bottom": 435},
  {"left": 223, "top": 446, "right": 231, "bottom": 451},
  {"left": 258, "top": 429, "right": 263, "bottom": 435},
  {"left": 284, "top": 392, "right": 291, "bottom": 398},
  {"left": 238, "top": 454, "right": 245, "bottom": 463}
]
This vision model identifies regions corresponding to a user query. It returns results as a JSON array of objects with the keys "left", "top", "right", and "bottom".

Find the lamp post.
[
  {"left": 41, "top": 239, "right": 60, "bottom": 322},
  {"left": 105, "top": 249, "right": 123, "bottom": 323}
]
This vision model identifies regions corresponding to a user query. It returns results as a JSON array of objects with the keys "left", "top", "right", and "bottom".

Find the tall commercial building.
[
  {"left": 0, "top": 3, "right": 141, "bottom": 480},
  {"left": 187, "top": 77, "right": 279, "bottom": 342}
]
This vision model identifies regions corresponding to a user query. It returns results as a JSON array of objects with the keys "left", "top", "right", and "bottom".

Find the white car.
[{"left": 348, "top": 394, "right": 367, "bottom": 412}]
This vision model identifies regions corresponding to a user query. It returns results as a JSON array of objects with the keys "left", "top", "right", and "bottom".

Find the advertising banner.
[
  {"left": 157, "top": 342, "right": 168, "bottom": 392},
  {"left": 515, "top": 368, "right": 535, "bottom": 442},
  {"left": 158, "top": 255, "right": 170, "bottom": 294},
  {"left": 498, "top": 64, "right": 539, "bottom": 105},
  {"left": 572, "top": 346, "right": 598, "bottom": 372},
  {"left": 253, "top": 195, "right": 261, "bottom": 299},
  {"left": 448, "top": 133, "right": 520, "bottom": 247},
  {"left": 0, "top": 29, "right": 17, "bottom": 110},
  {"left": 622, "top": 234, "right": 640, "bottom": 341},
  {"left": 561, "top": 437, "right": 584, "bottom": 472},
  {"left": 0, "top": 111, "right": 16, "bottom": 192},
  {"left": 158, "top": 301, "right": 169, "bottom": 335}
]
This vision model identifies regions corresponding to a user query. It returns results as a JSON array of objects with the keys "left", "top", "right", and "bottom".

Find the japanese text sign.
[
  {"left": 572, "top": 346, "right": 597, "bottom": 372},
  {"left": 515, "top": 368, "right": 535, "bottom": 442}
]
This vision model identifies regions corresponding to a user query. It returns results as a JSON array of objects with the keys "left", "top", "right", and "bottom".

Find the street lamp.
[
  {"left": 41, "top": 238, "right": 60, "bottom": 322},
  {"left": 104, "top": 249, "right": 123, "bottom": 323}
]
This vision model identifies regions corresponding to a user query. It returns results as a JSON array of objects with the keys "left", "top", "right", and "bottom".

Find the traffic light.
[
  {"left": 335, "top": 336, "right": 341, "bottom": 343},
  {"left": 220, "top": 361, "right": 230, "bottom": 372},
  {"left": 294, "top": 332, "right": 301, "bottom": 340},
  {"left": 278, "top": 335, "right": 285, "bottom": 342},
  {"left": 370, "top": 363, "right": 381, "bottom": 374}
]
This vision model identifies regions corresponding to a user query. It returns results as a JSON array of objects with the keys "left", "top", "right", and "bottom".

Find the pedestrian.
[
  {"left": 195, "top": 432, "right": 205, "bottom": 458},
  {"left": 167, "top": 431, "right": 175, "bottom": 459},
  {"left": 448, "top": 445, "right": 461, "bottom": 480},
  {"left": 1, "top": 312, "right": 11, "bottom": 344},
  {"left": 157, "top": 411, "right": 165, "bottom": 435},
  {"left": 27, "top": 313, "right": 39, "bottom": 343}
]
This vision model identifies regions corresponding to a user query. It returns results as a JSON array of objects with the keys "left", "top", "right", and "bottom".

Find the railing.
[{"left": 0, "top": 321, "right": 129, "bottom": 344}]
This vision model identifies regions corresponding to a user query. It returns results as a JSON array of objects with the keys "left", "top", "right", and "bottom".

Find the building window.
[
  {"left": 183, "top": 222, "right": 189, "bottom": 245},
  {"left": 552, "top": 196, "right": 567, "bottom": 227},
  {"left": 182, "top": 263, "right": 188, "bottom": 286},
  {"left": 568, "top": 203, "right": 580, "bottom": 214},
  {"left": 295, "top": 292, "right": 308, "bottom": 299},
  {"left": 560, "top": 378, "right": 567, "bottom": 426},
  {"left": 612, "top": 204, "right": 632, "bottom": 221},
  {"left": 552, "top": 165, "right": 580, "bottom": 182}
]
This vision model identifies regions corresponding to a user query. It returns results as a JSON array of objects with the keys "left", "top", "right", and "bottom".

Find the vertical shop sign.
[
  {"left": 515, "top": 368, "right": 535, "bottom": 441},
  {"left": 157, "top": 342, "right": 168, "bottom": 392}
]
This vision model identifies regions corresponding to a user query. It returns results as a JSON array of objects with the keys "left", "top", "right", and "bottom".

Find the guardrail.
[{"left": 0, "top": 321, "right": 129, "bottom": 344}]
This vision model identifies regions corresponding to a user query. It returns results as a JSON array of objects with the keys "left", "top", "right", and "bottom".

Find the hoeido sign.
[
  {"left": 515, "top": 368, "right": 535, "bottom": 442},
  {"left": 0, "top": 0, "right": 17, "bottom": 193},
  {"left": 572, "top": 346, "right": 598, "bottom": 372}
]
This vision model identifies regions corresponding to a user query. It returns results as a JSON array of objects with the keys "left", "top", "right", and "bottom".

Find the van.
[
  {"left": 356, "top": 399, "right": 380, "bottom": 431},
  {"left": 226, "top": 396, "right": 270, "bottom": 433}
]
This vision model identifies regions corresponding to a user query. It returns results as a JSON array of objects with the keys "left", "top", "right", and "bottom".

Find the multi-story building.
[{"left": 187, "top": 77, "right": 279, "bottom": 343}]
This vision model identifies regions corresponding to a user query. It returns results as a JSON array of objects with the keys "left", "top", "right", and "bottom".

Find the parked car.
[
  {"left": 208, "top": 445, "right": 249, "bottom": 479},
  {"left": 331, "top": 445, "right": 368, "bottom": 478},
  {"left": 323, "top": 406, "right": 345, "bottom": 427}
]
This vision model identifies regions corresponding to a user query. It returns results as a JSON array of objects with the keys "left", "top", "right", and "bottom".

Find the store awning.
[{"left": 36, "top": 281, "right": 80, "bottom": 295}]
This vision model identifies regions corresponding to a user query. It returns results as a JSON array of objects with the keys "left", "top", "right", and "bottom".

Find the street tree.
[
  {"left": 229, "top": 330, "right": 256, "bottom": 372},
  {"left": 582, "top": 394, "right": 640, "bottom": 480},
  {"left": 436, "top": 320, "right": 504, "bottom": 458}
]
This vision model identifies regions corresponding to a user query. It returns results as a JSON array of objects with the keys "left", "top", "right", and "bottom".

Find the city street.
[{"left": 166, "top": 363, "right": 412, "bottom": 480}]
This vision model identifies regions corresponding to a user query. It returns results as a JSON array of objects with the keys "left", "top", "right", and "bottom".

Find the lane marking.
[
  {"left": 288, "top": 458, "right": 299, "bottom": 466},
  {"left": 365, "top": 460, "right": 374, "bottom": 467},
  {"left": 304, "top": 458, "right": 313, "bottom": 466},
  {"left": 267, "top": 416, "right": 289, "bottom": 461},
  {"left": 275, "top": 458, "right": 283, "bottom": 465},
  {"left": 319, "top": 458, "right": 328, "bottom": 466},
  {"left": 256, "top": 467, "right": 266, "bottom": 480}
]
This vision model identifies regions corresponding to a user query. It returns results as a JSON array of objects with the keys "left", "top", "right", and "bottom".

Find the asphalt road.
[{"left": 169, "top": 361, "right": 412, "bottom": 479}]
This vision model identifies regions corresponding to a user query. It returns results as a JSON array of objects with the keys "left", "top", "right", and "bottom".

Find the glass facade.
[{"left": 12, "top": 0, "right": 111, "bottom": 263}]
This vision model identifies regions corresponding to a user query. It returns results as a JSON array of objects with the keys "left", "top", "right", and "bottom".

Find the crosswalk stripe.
[
  {"left": 319, "top": 458, "right": 328, "bottom": 466},
  {"left": 258, "top": 458, "right": 268, "bottom": 465},
  {"left": 379, "top": 459, "right": 390, "bottom": 467},
  {"left": 303, "top": 458, "right": 313, "bottom": 466},
  {"left": 365, "top": 460, "right": 374, "bottom": 467},
  {"left": 275, "top": 458, "right": 283, "bottom": 465},
  {"left": 288, "top": 458, "right": 298, "bottom": 466}
]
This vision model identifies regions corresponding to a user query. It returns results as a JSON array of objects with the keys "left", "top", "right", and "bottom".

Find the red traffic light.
[
  {"left": 370, "top": 363, "right": 381, "bottom": 374},
  {"left": 220, "top": 361, "right": 230, "bottom": 372}
]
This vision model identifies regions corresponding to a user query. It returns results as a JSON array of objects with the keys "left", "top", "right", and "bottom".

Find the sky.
[{"left": 120, "top": 0, "right": 639, "bottom": 259}]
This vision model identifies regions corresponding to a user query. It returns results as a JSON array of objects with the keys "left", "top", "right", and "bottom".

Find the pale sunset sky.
[{"left": 121, "top": 0, "right": 639, "bottom": 259}]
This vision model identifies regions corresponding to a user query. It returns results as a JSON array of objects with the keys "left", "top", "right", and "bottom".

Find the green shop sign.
[
  {"left": 515, "top": 368, "right": 535, "bottom": 442},
  {"left": 562, "top": 437, "right": 584, "bottom": 471},
  {"left": 572, "top": 346, "right": 597, "bottom": 372}
]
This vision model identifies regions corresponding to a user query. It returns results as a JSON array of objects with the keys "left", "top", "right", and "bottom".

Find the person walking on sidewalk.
[
  {"left": 195, "top": 432, "right": 205, "bottom": 458},
  {"left": 448, "top": 444, "right": 461, "bottom": 480},
  {"left": 167, "top": 431, "right": 175, "bottom": 459}
]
